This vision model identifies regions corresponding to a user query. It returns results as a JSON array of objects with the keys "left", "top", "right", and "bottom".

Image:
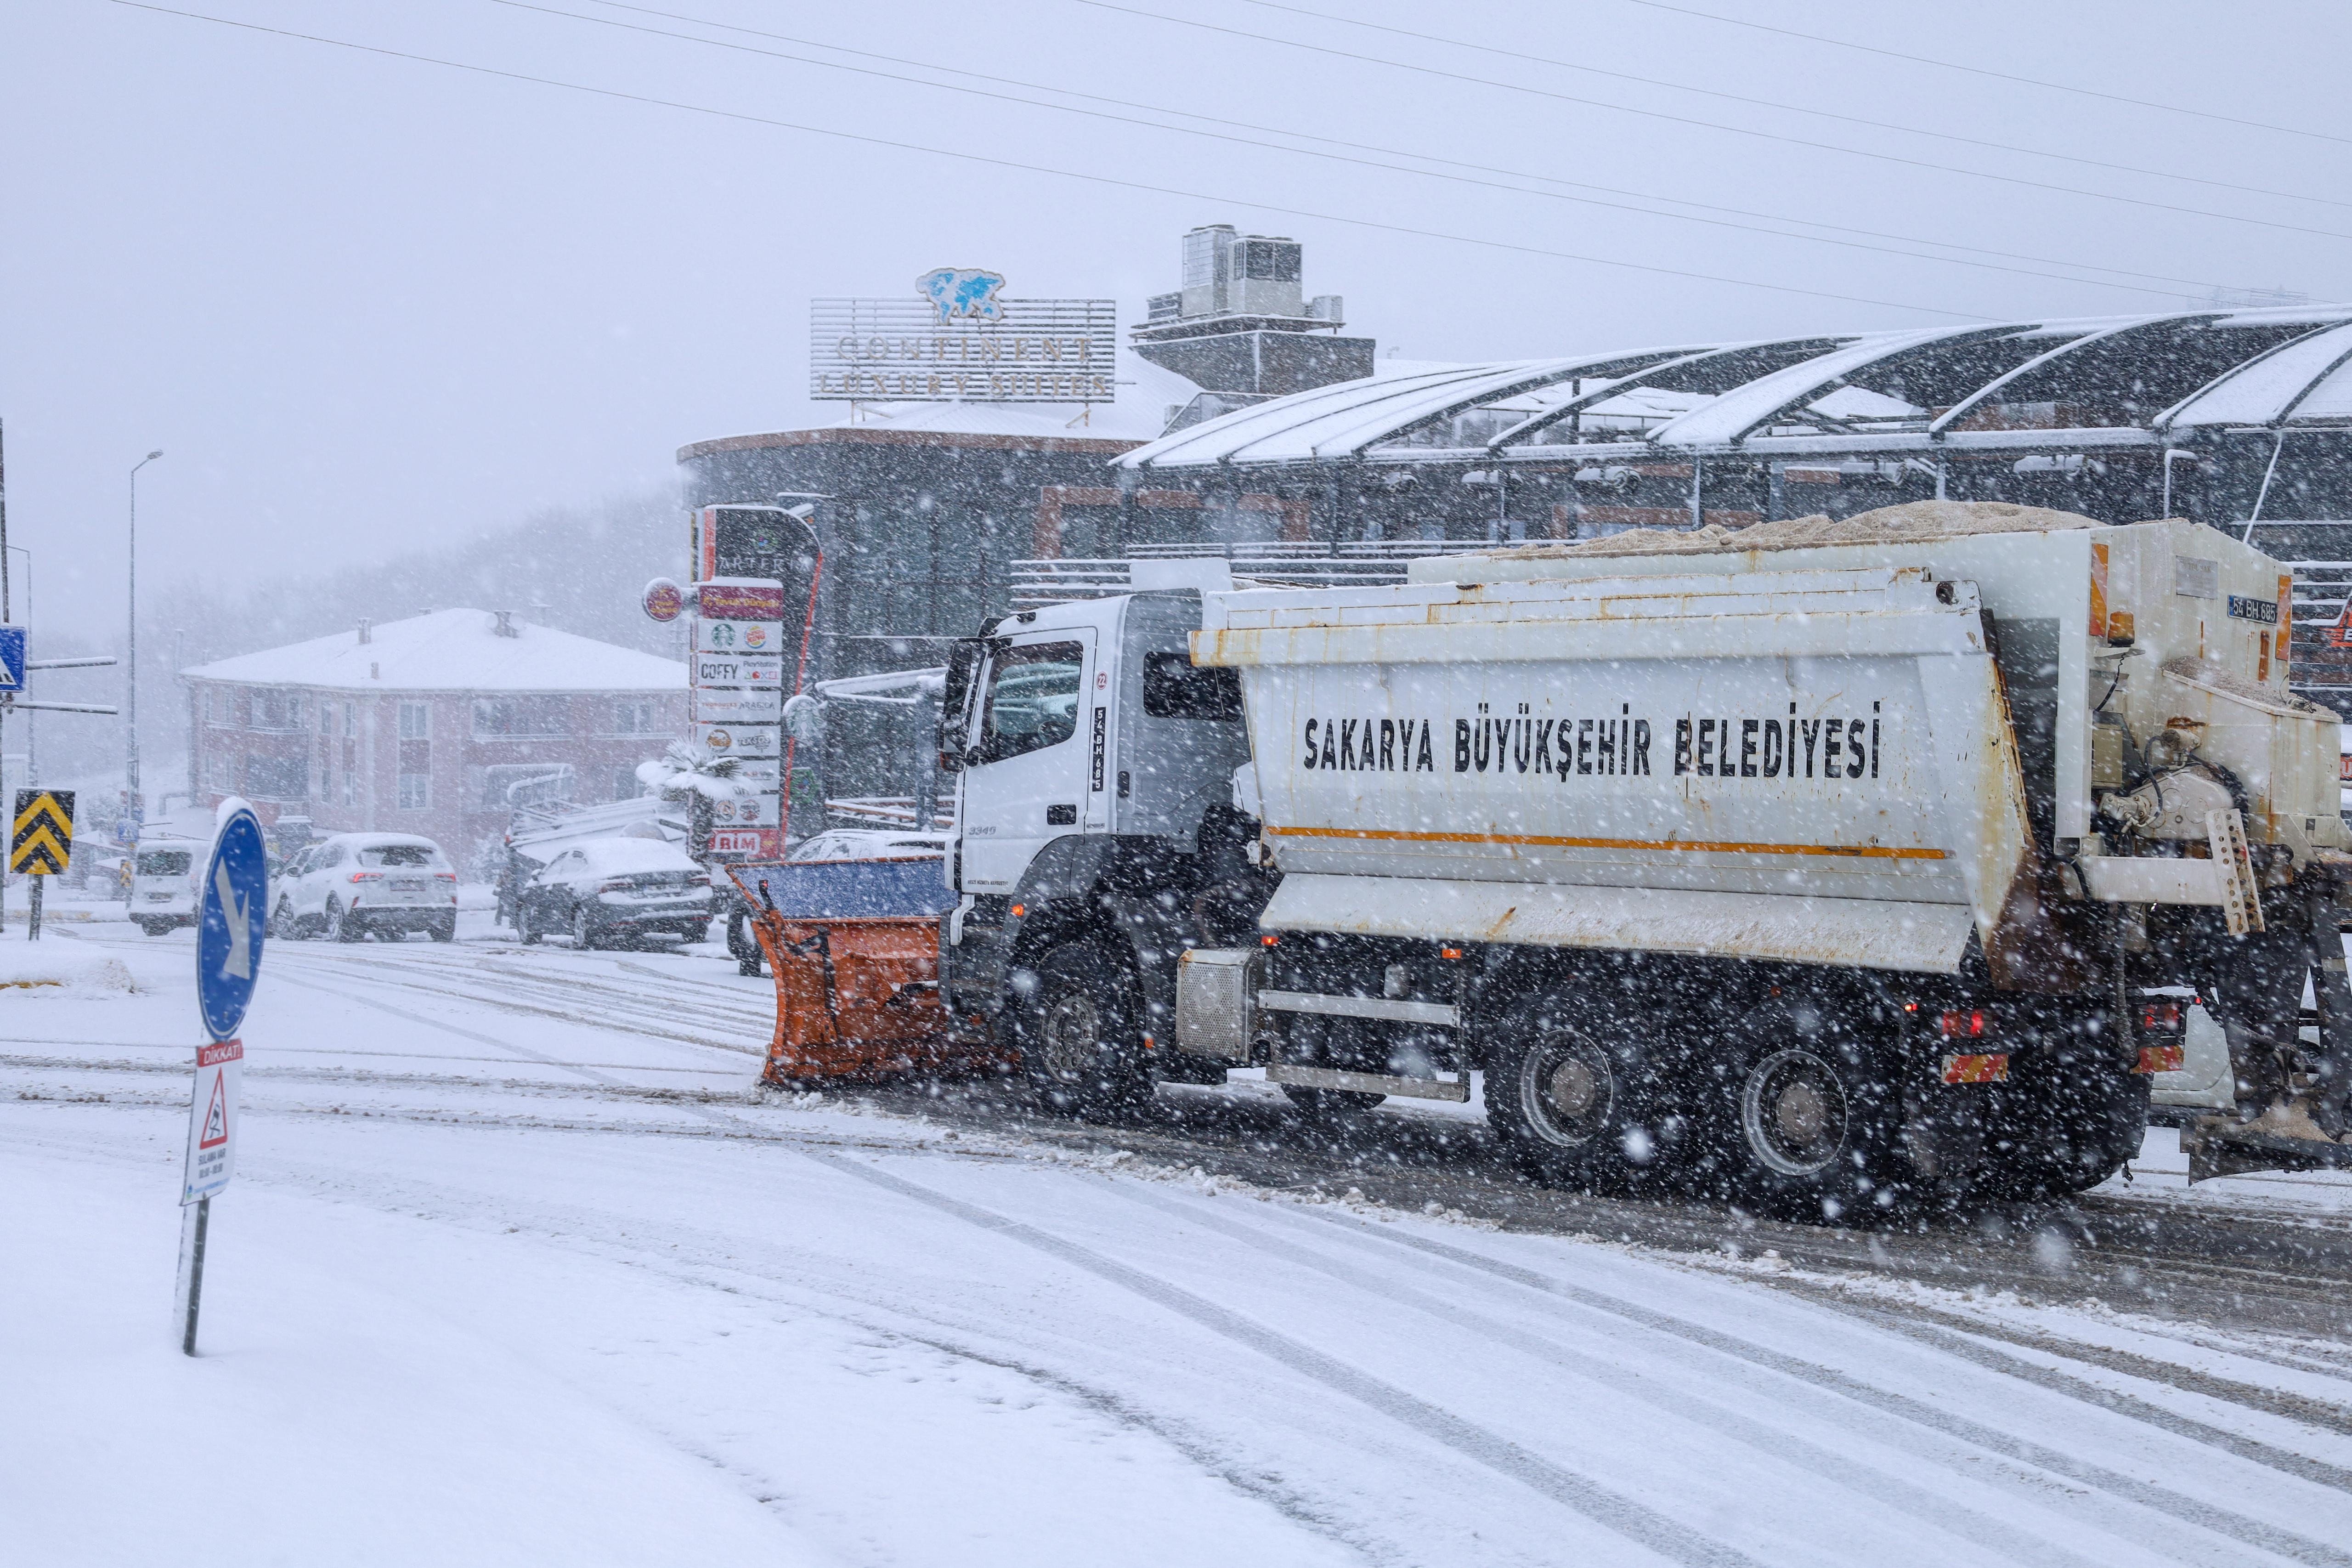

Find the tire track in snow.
[
  {"left": 271, "top": 972, "right": 626, "bottom": 1087},
  {"left": 266, "top": 956, "right": 766, "bottom": 1058},
  {"left": 1286, "top": 1207, "right": 2352, "bottom": 1566},
  {"left": 790, "top": 1145, "right": 1768, "bottom": 1568},
  {"left": 1814, "top": 1296, "right": 2352, "bottom": 1448},
  {"left": 1106, "top": 1183, "right": 2112, "bottom": 1568}
]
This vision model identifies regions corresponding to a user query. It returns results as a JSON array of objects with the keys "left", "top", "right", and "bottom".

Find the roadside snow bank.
[{"left": 0, "top": 945, "right": 136, "bottom": 996}]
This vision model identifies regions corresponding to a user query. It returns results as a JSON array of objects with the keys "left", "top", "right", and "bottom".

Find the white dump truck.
[{"left": 937, "top": 504, "right": 2352, "bottom": 1214}]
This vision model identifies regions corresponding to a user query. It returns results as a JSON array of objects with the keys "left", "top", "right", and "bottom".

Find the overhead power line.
[
  {"left": 1077, "top": 0, "right": 2352, "bottom": 244},
  {"left": 1616, "top": 0, "right": 2352, "bottom": 149},
  {"left": 1237, "top": 0, "right": 2349, "bottom": 212},
  {"left": 505, "top": 0, "right": 2224, "bottom": 300},
  {"left": 102, "top": 0, "right": 1990, "bottom": 320}
]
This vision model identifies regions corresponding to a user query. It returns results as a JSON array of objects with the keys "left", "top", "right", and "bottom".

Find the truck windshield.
[{"left": 976, "top": 641, "right": 1083, "bottom": 763}]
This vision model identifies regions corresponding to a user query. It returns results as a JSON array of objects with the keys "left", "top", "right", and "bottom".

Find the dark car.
[{"left": 519, "top": 837, "right": 713, "bottom": 950}]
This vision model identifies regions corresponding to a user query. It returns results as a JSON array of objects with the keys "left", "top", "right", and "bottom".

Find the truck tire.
[
  {"left": 1723, "top": 1002, "right": 1909, "bottom": 1223},
  {"left": 1022, "top": 943, "right": 1153, "bottom": 1116},
  {"left": 1487, "top": 1019, "right": 1643, "bottom": 1189}
]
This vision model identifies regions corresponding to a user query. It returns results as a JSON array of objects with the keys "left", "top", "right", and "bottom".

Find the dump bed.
[{"left": 1193, "top": 514, "right": 2345, "bottom": 984}]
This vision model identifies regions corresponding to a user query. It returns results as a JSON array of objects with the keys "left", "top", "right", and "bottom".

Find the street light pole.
[{"left": 129, "top": 451, "right": 163, "bottom": 834}]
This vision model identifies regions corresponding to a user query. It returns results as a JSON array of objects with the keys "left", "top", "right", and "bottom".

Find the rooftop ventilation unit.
[{"left": 1177, "top": 225, "right": 1304, "bottom": 320}]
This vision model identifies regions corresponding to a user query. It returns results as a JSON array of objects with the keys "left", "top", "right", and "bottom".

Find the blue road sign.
[
  {"left": 196, "top": 804, "right": 269, "bottom": 1042},
  {"left": 0, "top": 625, "right": 23, "bottom": 691}
]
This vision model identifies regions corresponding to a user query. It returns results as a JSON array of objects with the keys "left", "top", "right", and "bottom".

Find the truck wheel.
[
  {"left": 1725, "top": 1006, "right": 1908, "bottom": 1223},
  {"left": 1023, "top": 943, "right": 1152, "bottom": 1116},
  {"left": 1487, "top": 1021, "right": 1640, "bottom": 1188}
]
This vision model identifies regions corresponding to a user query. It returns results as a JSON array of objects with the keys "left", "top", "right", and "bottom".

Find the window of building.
[
  {"left": 207, "top": 752, "right": 231, "bottom": 791},
  {"left": 398, "top": 702, "right": 430, "bottom": 740},
  {"left": 243, "top": 754, "right": 309, "bottom": 800},
  {"left": 208, "top": 688, "right": 232, "bottom": 727},
  {"left": 398, "top": 773, "right": 430, "bottom": 810},
  {"left": 251, "top": 690, "right": 304, "bottom": 732},
  {"left": 612, "top": 699, "right": 657, "bottom": 735},
  {"left": 613, "top": 764, "right": 643, "bottom": 801},
  {"left": 320, "top": 700, "right": 335, "bottom": 735},
  {"left": 344, "top": 702, "right": 356, "bottom": 738},
  {"left": 473, "top": 697, "right": 569, "bottom": 737}
]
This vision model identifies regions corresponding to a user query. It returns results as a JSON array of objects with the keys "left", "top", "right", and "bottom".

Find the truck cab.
[{"left": 939, "top": 582, "right": 1260, "bottom": 1086}]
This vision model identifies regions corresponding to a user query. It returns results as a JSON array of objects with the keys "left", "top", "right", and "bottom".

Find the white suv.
[{"left": 272, "top": 832, "right": 457, "bottom": 942}]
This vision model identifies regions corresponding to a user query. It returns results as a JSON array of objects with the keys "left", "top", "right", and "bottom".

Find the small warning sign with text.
[{"left": 181, "top": 1039, "right": 242, "bottom": 1205}]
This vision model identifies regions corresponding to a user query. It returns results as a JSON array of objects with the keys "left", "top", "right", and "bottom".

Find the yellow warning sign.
[{"left": 11, "top": 789, "right": 75, "bottom": 875}]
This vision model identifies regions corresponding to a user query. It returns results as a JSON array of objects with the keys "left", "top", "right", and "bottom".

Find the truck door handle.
[{"left": 1046, "top": 803, "right": 1078, "bottom": 826}]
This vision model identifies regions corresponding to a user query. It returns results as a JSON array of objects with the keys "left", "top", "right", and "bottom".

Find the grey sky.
[{"left": 4, "top": 0, "right": 2345, "bottom": 595}]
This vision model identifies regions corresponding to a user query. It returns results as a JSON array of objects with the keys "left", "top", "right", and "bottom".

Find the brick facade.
[{"left": 187, "top": 680, "right": 684, "bottom": 867}]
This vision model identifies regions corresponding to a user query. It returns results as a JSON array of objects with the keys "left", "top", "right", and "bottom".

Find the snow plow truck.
[{"left": 795, "top": 502, "right": 2352, "bottom": 1216}]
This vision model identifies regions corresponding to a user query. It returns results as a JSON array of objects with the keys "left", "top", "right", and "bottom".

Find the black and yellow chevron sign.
[{"left": 11, "top": 789, "right": 75, "bottom": 875}]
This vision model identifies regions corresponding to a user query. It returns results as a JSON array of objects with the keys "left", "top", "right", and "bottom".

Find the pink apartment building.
[{"left": 182, "top": 609, "right": 686, "bottom": 862}]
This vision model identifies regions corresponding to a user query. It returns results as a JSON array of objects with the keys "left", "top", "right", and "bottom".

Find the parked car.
[
  {"left": 271, "top": 832, "right": 458, "bottom": 942},
  {"left": 519, "top": 837, "right": 713, "bottom": 950},
  {"left": 129, "top": 838, "right": 204, "bottom": 936},
  {"left": 786, "top": 830, "right": 948, "bottom": 862}
]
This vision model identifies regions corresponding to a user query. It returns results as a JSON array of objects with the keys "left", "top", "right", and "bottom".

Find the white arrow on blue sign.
[
  {"left": 0, "top": 625, "right": 23, "bottom": 691},
  {"left": 196, "top": 801, "right": 269, "bottom": 1043}
]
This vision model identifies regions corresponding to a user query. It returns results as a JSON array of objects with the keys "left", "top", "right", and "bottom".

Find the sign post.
[
  {"left": 176, "top": 799, "right": 267, "bottom": 1356},
  {"left": 11, "top": 788, "right": 74, "bottom": 940}
]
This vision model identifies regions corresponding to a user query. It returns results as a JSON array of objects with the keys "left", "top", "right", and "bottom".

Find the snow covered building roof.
[
  {"left": 181, "top": 609, "right": 684, "bottom": 693},
  {"left": 1114, "top": 307, "right": 2352, "bottom": 473}
]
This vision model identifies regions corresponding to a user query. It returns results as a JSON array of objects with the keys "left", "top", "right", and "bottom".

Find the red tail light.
[
  {"left": 1938, "top": 1009, "right": 1986, "bottom": 1039},
  {"left": 349, "top": 872, "right": 382, "bottom": 883}
]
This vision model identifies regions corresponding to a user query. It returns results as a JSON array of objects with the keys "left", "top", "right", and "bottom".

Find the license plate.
[{"left": 391, "top": 878, "right": 426, "bottom": 892}]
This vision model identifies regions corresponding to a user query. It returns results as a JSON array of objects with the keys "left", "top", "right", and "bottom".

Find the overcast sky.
[{"left": 4, "top": 0, "right": 2346, "bottom": 599}]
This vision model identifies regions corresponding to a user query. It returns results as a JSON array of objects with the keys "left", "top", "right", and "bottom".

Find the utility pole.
[{"left": 128, "top": 450, "right": 163, "bottom": 840}]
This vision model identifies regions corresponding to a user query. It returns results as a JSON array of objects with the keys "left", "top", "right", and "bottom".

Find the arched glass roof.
[{"left": 1113, "top": 306, "right": 2352, "bottom": 473}]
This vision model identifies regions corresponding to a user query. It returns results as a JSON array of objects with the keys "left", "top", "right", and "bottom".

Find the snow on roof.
[
  {"left": 1119, "top": 307, "right": 2352, "bottom": 470},
  {"left": 181, "top": 609, "right": 686, "bottom": 694}
]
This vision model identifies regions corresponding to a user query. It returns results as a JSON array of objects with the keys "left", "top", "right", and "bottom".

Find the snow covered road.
[{"left": 6, "top": 912, "right": 2352, "bottom": 1566}]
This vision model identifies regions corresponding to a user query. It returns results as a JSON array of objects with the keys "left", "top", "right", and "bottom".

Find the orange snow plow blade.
[{"left": 727, "top": 860, "right": 1007, "bottom": 1085}]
